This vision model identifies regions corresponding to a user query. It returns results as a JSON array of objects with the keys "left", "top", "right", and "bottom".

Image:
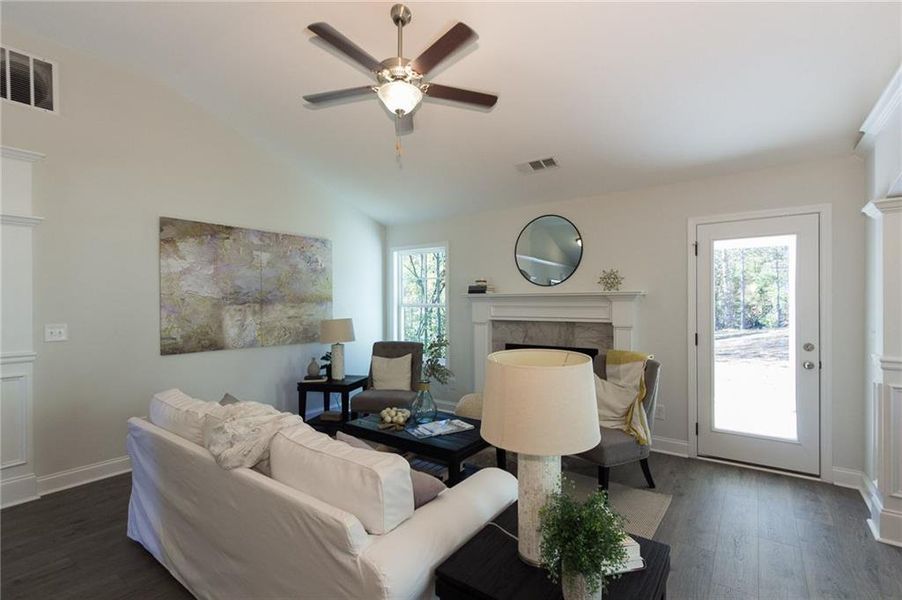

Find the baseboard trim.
[
  {"left": 650, "top": 436, "right": 689, "bottom": 457},
  {"left": 37, "top": 455, "right": 131, "bottom": 497},
  {"left": 1, "top": 473, "right": 39, "bottom": 508},
  {"left": 832, "top": 466, "right": 868, "bottom": 490}
]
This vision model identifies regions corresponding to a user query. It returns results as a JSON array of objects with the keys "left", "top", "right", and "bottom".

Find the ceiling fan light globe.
[{"left": 377, "top": 80, "right": 423, "bottom": 116}]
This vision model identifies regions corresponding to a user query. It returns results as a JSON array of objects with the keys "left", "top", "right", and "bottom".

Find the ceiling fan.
[{"left": 303, "top": 4, "right": 498, "bottom": 135}]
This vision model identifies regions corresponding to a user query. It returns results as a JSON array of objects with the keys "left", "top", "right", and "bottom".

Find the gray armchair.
[
  {"left": 578, "top": 352, "right": 661, "bottom": 490},
  {"left": 351, "top": 341, "right": 423, "bottom": 414}
]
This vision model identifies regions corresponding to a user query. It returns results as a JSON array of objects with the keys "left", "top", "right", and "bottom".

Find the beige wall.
[
  {"left": 387, "top": 156, "right": 868, "bottom": 472},
  {"left": 1, "top": 27, "right": 385, "bottom": 477}
]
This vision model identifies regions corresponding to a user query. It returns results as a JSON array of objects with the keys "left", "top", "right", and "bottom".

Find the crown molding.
[
  {"left": 1, "top": 146, "right": 45, "bottom": 162},
  {"left": 862, "top": 197, "right": 902, "bottom": 218},
  {"left": 856, "top": 65, "right": 902, "bottom": 153}
]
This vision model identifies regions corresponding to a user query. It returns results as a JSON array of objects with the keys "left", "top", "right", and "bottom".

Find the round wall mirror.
[{"left": 515, "top": 215, "right": 583, "bottom": 286}]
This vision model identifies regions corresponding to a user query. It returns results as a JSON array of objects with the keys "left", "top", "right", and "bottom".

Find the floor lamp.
[{"left": 480, "top": 349, "right": 600, "bottom": 566}]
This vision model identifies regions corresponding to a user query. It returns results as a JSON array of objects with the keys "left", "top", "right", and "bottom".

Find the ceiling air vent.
[
  {"left": 1, "top": 47, "right": 56, "bottom": 112},
  {"left": 517, "top": 156, "right": 560, "bottom": 173}
]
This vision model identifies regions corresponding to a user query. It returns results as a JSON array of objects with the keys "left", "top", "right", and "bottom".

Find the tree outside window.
[{"left": 395, "top": 246, "right": 447, "bottom": 359}]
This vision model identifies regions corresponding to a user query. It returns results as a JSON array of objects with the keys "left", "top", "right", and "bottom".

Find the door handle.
[{"left": 802, "top": 361, "right": 816, "bottom": 370}]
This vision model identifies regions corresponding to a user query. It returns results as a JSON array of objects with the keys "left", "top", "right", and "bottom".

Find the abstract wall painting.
[{"left": 159, "top": 217, "right": 332, "bottom": 355}]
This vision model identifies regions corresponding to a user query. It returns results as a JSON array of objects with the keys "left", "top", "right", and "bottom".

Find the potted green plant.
[{"left": 539, "top": 479, "right": 628, "bottom": 600}]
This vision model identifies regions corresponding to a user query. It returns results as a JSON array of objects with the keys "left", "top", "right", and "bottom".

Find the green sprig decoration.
[{"left": 539, "top": 478, "right": 629, "bottom": 595}]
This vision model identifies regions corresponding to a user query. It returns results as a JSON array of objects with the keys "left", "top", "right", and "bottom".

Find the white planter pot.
[{"left": 561, "top": 569, "right": 602, "bottom": 600}]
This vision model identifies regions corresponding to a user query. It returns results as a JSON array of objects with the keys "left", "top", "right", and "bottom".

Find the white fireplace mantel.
[{"left": 465, "top": 291, "right": 645, "bottom": 389}]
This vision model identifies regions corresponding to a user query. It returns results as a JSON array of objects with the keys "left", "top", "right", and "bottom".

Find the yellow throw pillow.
[{"left": 372, "top": 354, "right": 412, "bottom": 390}]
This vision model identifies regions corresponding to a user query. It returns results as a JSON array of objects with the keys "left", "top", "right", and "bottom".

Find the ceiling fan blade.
[
  {"left": 395, "top": 113, "right": 414, "bottom": 136},
  {"left": 410, "top": 22, "right": 476, "bottom": 76},
  {"left": 308, "top": 22, "right": 383, "bottom": 73},
  {"left": 303, "top": 86, "right": 375, "bottom": 104},
  {"left": 424, "top": 83, "right": 498, "bottom": 108}
]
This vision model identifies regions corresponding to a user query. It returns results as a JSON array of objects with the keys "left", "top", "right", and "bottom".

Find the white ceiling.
[{"left": 4, "top": 2, "right": 900, "bottom": 224}]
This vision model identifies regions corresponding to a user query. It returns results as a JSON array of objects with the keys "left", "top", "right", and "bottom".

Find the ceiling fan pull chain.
[{"left": 395, "top": 133, "right": 403, "bottom": 167}]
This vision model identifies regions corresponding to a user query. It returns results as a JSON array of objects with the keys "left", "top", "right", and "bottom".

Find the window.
[{"left": 394, "top": 245, "right": 448, "bottom": 358}]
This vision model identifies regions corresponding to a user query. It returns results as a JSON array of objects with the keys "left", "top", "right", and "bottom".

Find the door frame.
[{"left": 687, "top": 204, "right": 833, "bottom": 482}]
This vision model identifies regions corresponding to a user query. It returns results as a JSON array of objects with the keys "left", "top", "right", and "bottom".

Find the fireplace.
[
  {"left": 466, "top": 291, "right": 644, "bottom": 389},
  {"left": 504, "top": 342, "right": 600, "bottom": 358}
]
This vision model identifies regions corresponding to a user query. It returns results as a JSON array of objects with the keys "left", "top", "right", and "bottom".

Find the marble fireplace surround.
[{"left": 466, "top": 292, "right": 645, "bottom": 389}]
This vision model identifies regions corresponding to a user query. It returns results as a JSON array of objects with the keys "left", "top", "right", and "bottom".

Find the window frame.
[{"left": 391, "top": 242, "right": 450, "bottom": 365}]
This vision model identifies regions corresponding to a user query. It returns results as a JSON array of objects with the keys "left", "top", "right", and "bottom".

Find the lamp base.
[
  {"left": 331, "top": 343, "right": 345, "bottom": 380},
  {"left": 517, "top": 454, "right": 561, "bottom": 566}
]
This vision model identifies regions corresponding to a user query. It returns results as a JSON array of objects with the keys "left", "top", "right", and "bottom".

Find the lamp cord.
[{"left": 487, "top": 521, "right": 519, "bottom": 541}]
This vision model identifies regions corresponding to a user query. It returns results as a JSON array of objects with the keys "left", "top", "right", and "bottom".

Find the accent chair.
[
  {"left": 351, "top": 341, "right": 423, "bottom": 414},
  {"left": 578, "top": 352, "right": 661, "bottom": 490}
]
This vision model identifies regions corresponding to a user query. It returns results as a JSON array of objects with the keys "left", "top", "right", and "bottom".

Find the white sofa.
[{"left": 127, "top": 416, "right": 517, "bottom": 599}]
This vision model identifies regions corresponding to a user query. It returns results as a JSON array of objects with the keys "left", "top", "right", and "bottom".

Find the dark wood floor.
[{"left": 2, "top": 453, "right": 900, "bottom": 599}]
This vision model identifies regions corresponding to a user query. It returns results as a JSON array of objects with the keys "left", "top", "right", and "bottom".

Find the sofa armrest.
[{"left": 360, "top": 467, "right": 517, "bottom": 599}]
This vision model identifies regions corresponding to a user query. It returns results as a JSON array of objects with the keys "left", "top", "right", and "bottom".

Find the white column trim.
[
  {"left": 0, "top": 146, "right": 45, "bottom": 162},
  {"left": 1, "top": 214, "right": 44, "bottom": 227},
  {"left": 0, "top": 351, "right": 38, "bottom": 365}
]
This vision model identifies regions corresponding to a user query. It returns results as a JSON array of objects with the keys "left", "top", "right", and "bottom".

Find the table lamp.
[
  {"left": 480, "top": 349, "right": 600, "bottom": 566},
  {"left": 319, "top": 318, "right": 355, "bottom": 380}
]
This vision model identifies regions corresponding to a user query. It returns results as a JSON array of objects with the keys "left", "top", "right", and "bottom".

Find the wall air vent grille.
[
  {"left": 1, "top": 47, "right": 57, "bottom": 112},
  {"left": 517, "top": 156, "right": 560, "bottom": 173}
]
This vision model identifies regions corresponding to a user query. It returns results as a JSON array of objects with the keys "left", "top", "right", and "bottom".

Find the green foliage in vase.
[
  {"left": 539, "top": 478, "right": 628, "bottom": 595},
  {"left": 422, "top": 337, "right": 453, "bottom": 384}
]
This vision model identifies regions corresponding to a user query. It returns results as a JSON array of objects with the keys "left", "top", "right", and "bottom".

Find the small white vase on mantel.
[{"left": 561, "top": 567, "right": 602, "bottom": 600}]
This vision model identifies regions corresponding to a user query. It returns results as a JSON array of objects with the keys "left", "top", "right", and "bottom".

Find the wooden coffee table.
[
  {"left": 341, "top": 412, "right": 505, "bottom": 486},
  {"left": 435, "top": 502, "right": 670, "bottom": 599}
]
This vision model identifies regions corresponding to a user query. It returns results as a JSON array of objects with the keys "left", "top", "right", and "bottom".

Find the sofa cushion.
[
  {"left": 352, "top": 389, "right": 417, "bottom": 413},
  {"left": 149, "top": 389, "right": 222, "bottom": 446},
  {"left": 578, "top": 426, "right": 649, "bottom": 467},
  {"left": 271, "top": 426, "right": 414, "bottom": 534},
  {"left": 336, "top": 432, "right": 446, "bottom": 509},
  {"left": 372, "top": 354, "right": 412, "bottom": 390}
]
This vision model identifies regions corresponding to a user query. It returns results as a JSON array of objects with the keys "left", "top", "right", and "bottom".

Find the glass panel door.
[{"left": 696, "top": 214, "right": 820, "bottom": 475}]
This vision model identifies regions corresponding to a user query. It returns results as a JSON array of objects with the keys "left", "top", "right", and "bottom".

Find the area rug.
[{"left": 416, "top": 449, "right": 672, "bottom": 539}]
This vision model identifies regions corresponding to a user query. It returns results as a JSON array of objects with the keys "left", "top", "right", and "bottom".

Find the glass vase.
[{"left": 411, "top": 381, "right": 437, "bottom": 424}]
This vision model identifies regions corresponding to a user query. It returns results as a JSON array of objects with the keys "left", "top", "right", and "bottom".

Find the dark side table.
[
  {"left": 297, "top": 375, "right": 367, "bottom": 422},
  {"left": 435, "top": 503, "right": 670, "bottom": 600}
]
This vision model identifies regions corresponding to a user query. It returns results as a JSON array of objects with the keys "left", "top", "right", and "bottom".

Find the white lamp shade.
[
  {"left": 319, "top": 318, "right": 355, "bottom": 344},
  {"left": 480, "top": 349, "right": 600, "bottom": 456},
  {"left": 377, "top": 80, "right": 423, "bottom": 115}
]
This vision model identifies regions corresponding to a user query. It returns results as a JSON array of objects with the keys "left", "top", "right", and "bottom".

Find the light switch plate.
[
  {"left": 654, "top": 404, "right": 665, "bottom": 421},
  {"left": 44, "top": 324, "right": 68, "bottom": 342}
]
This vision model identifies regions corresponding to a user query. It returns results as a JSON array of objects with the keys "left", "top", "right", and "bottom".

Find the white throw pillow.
[
  {"left": 270, "top": 426, "right": 414, "bottom": 534},
  {"left": 372, "top": 354, "right": 412, "bottom": 390},
  {"left": 594, "top": 374, "right": 636, "bottom": 427},
  {"left": 149, "top": 388, "right": 223, "bottom": 445}
]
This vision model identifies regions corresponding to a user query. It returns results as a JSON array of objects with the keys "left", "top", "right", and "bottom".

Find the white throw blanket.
[
  {"left": 203, "top": 401, "right": 305, "bottom": 470},
  {"left": 595, "top": 350, "right": 652, "bottom": 445}
]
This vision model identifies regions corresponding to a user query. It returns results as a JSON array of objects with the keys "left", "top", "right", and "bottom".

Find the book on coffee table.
[{"left": 409, "top": 418, "right": 475, "bottom": 439}]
